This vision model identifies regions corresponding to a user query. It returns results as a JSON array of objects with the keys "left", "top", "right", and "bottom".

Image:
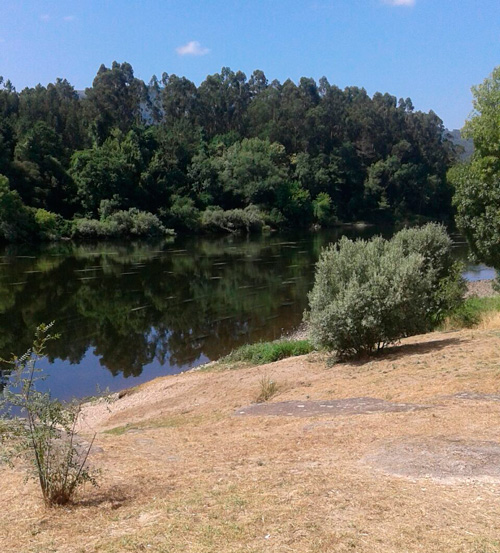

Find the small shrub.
[
  {"left": 306, "top": 225, "right": 464, "bottom": 358},
  {"left": 263, "top": 208, "right": 287, "bottom": 229},
  {"left": 224, "top": 339, "right": 313, "bottom": 365},
  {"left": 166, "top": 196, "right": 201, "bottom": 232},
  {"left": 256, "top": 374, "right": 278, "bottom": 403},
  {"left": 201, "top": 205, "right": 265, "bottom": 234},
  {"left": 72, "top": 217, "right": 104, "bottom": 239},
  {"left": 444, "top": 296, "right": 500, "bottom": 329},
  {"left": 312, "top": 192, "right": 335, "bottom": 226},
  {"left": 444, "top": 302, "right": 481, "bottom": 329},
  {"left": 34, "top": 209, "right": 69, "bottom": 240},
  {"left": 0, "top": 323, "right": 99, "bottom": 506},
  {"left": 72, "top": 208, "right": 175, "bottom": 240}
]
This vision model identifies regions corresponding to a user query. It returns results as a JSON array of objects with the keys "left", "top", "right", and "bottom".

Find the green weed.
[{"left": 223, "top": 339, "right": 313, "bottom": 366}]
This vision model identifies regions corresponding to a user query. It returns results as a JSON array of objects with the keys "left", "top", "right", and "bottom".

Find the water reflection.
[{"left": 0, "top": 227, "right": 488, "bottom": 399}]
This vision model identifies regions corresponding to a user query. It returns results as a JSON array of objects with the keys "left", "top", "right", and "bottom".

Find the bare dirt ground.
[
  {"left": 466, "top": 279, "right": 498, "bottom": 298},
  {"left": 3, "top": 327, "right": 500, "bottom": 552}
]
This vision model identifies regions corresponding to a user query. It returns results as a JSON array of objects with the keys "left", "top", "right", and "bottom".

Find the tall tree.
[
  {"left": 84, "top": 62, "right": 146, "bottom": 144},
  {"left": 450, "top": 66, "right": 500, "bottom": 267}
]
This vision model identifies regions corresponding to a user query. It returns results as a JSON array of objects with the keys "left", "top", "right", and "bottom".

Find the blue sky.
[{"left": 0, "top": 0, "right": 499, "bottom": 130}]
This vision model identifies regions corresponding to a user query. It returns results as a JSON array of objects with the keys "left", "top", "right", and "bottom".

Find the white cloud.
[
  {"left": 40, "top": 14, "right": 50, "bottom": 22},
  {"left": 63, "top": 15, "right": 76, "bottom": 22},
  {"left": 176, "top": 41, "right": 210, "bottom": 56},
  {"left": 383, "top": 0, "right": 415, "bottom": 6}
]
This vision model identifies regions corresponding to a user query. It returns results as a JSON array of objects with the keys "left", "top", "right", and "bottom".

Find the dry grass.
[
  {"left": 255, "top": 373, "right": 278, "bottom": 403},
  {"left": 3, "top": 324, "right": 500, "bottom": 552},
  {"left": 478, "top": 310, "right": 500, "bottom": 330}
]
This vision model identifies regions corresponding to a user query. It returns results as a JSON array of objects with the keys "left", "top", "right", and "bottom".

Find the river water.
[{"left": 0, "top": 228, "right": 492, "bottom": 400}]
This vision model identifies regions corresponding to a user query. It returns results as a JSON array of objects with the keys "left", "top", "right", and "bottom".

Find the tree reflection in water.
[{"left": 0, "top": 229, "right": 381, "bottom": 396}]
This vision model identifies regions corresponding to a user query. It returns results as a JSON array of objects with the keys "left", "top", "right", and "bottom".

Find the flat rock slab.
[
  {"left": 363, "top": 438, "right": 500, "bottom": 483},
  {"left": 235, "top": 397, "right": 428, "bottom": 418},
  {"left": 446, "top": 391, "right": 500, "bottom": 402}
]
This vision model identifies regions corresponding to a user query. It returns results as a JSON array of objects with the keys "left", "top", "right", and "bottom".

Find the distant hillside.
[{"left": 447, "top": 129, "right": 474, "bottom": 161}]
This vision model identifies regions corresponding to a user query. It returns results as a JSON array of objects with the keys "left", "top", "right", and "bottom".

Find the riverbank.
[
  {"left": 466, "top": 278, "right": 497, "bottom": 298},
  {"left": 2, "top": 320, "right": 500, "bottom": 552}
]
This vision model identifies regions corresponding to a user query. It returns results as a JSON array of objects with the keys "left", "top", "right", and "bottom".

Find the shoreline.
[{"left": 465, "top": 278, "right": 497, "bottom": 298}]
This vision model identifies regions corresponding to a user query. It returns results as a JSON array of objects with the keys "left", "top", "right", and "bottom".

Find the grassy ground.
[
  {"left": 2, "top": 321, "right": 500, "bottom": 552},
  {"left": 444, "top": 295, "right": 500, "bottom": 330},
  {"left": 220, "top": 338, "right": 314, "bottom": 366}
]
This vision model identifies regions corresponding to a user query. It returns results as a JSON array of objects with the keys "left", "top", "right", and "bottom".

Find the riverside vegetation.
[{"left": 306, "top": 223, "right": 465, "bottom": 357}]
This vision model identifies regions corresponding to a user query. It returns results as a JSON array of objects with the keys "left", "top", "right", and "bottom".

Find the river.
[{"left": 0, "top": 228, "right": 493, "bottom": 400}]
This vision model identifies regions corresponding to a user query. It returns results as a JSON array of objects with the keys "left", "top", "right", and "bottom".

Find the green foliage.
[
  {"left": 14, "top": 121, "right": 76, "bottom": 216},
  {"left": 70, "top": 131, "right": 142, "bottom": 217},
  {"left": 312, "top": 192, "right": 334, "bottom": 226},
  {"left": 450, "top": 66, "right": 500, "bottom": 268},
  {"left": 223, "top": 339, "right": 313, "bottom": 365},
  {"left": 463, "top": 66, "right": 500, "bottom": 159},
  {"left": 72, "top": 208, "right": 174, "bottom": 240},
  {"left": 306, "top": 224, "right": 464, "bottom": 357},
  {"left": 445, "top": 302, "right": 482, "bottom": 329},
  {"left": 34, "top": 208, "right": 69, "bottom": 240},
  {"left": 166, "top": 196, "right": 201, "bottom": 232},
  {"left": 84, "top": 61, "right": 145, "bottom": 143},
  {"left": 201, "top": 205, "right": 265, "bottom": 234},
  {"left": 391, "top": 223, "right": 466, "bottom": 322},
  {"left": 0, "top": 174, "right": 37, "bottom": 241},
  {"left": 445, "top": 296, "right": 500, "bottom": 329},
  {"left": 0, "top": 323, "right": 98, "bottom": 506},
  {"left": 276, "top": 181, "right": 313, "bottom": 227},
  {"left": 217, "top": 137, "right": 289, "bottom": 208}
]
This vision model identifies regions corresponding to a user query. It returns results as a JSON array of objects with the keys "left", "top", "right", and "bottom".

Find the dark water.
[{"left": 0, "top": 228, "right": 493, "bottom": 400}]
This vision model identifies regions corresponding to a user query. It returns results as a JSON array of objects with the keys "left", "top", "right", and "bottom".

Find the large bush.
[{"left": 306, "top": 224, "right": 464, "bottom": 357}]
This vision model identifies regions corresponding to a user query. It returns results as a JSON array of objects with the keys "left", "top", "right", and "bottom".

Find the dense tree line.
[{"left": 0, "top": 62, "right": 457, "bottom": 241}]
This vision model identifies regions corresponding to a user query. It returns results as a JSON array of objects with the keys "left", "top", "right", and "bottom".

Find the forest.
[{"left": 0, "top": 62, "right": 458, "bottom": 242}]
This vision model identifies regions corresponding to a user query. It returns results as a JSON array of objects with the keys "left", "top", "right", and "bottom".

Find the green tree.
[
  {"left": 84, "top": 62, "right": 146, "bottom": 144},
  {"left": 218, "top": 137, "right": 289, "bottom": 208},
  {"left": 450, "top": 66, "right": 500, "bottom": 267},
  {"left": 70, "top": 129, "right": 152, "bottom": 216},
  {"left": 0, "top": 174, "right": 36, "bottom": 241},
  {"left": 312, "top": 192, "right": 334, "bottom": 225},
  {"left": 14, "top": 121, "right": 76, "bottom": 216}
]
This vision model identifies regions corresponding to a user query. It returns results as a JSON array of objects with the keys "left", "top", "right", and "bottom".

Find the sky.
[{"left": 0, "top": 0, "right": 499, "bottom": 130}]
